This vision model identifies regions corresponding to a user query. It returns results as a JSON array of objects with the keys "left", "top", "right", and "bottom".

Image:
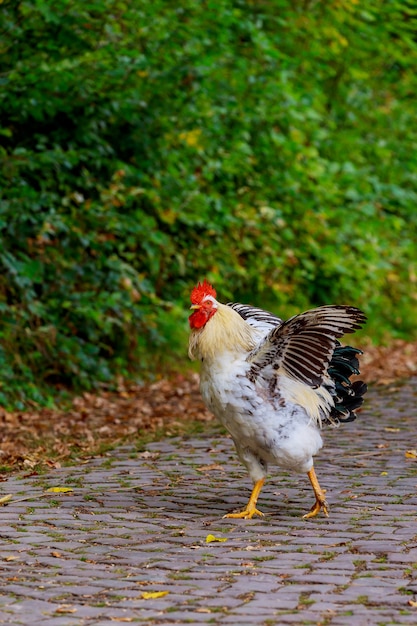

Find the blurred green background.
[{"left": 1, "top": 0, "right": 416, "bottom": 409}]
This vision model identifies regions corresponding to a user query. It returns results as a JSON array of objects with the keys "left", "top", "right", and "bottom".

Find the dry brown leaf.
[
  {"left": 137, "top": 451, "right": 160, "bottom": 460},
  {"left": 197, "top": 463, "right": 224, "bottom": 472},
  {"left": 45, "top": 460, "right": 62, "bottom": 468},
  {"left": 405, "top": 450, "right": 417, "bottom": 459},
  {"left": 359, "top": 340, "right": 417, "bottom": 383},
  {"left": 55, "top": 605, "right": 76, "bottom": 614}
]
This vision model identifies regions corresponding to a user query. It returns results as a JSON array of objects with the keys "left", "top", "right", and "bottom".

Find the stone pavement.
[{"left": 1, "top": 379, "right": 417, "bottom": 626}]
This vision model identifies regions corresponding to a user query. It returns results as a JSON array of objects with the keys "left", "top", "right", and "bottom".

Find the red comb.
[{"left": 190, "top": 279, "right": 217, "bottom": 304}]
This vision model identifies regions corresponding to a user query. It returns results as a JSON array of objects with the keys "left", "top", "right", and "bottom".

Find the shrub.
[{"left": 1, "top": 0, "right": 416, "bottom": 408}]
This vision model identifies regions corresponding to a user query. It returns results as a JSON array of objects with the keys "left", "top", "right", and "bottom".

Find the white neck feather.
[{"left": 189, "top": 303, "right": 258, "bottom": 361}]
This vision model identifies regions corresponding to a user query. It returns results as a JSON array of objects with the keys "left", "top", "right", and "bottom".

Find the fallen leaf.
[
  {"left": 51, "top": 551, "right": 62, "bottom": 558},
  {"left": 5, "top": 556, "right": 19, "bottom": 561},
  {"left": 110, "top": 618, "right": 134, "bottom": 622},
  {"left": 0, "top": 494, "right": 12, "bottom": 506},
  {"left": 195, "top": 608, "right": 212, "bottom": 613},
  {"left": 384, "top": 427, "right": 400, "bottom": 433},
  {"left": 46, "top": 487, "right": 74, "bottom": 493},
  {"left": 405, "top": 450, "right": 417, "bottom": 459},
  {"left": 408, "top": 599, "right": 417, "bottom": 608},
  {"left": 55, "top": 605, "right": 76, "bottom": 614},
  {"left": 206, "top": 534, "right": 227, "bottom": 543},
  {"left": 45, "top": 460, "right": 61, "bottom": 468},
  {"left": 197, "top": 463, "right": 224, "bottom": 472},
  {"left": 138, "top": 451, "right": 160, "bottom": 460},
  {"left": 141, "top": 591, "right": 169, "bottom": 599},
  {"left": 380, "top": 472, "right": 388, "bottom": 476}
]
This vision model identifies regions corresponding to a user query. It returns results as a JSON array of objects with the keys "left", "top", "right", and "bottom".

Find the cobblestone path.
[{"left": 1, "top": 379, "right": 417, "bottom": 625}]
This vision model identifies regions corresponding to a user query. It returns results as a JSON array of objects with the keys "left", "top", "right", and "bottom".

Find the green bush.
[{"left": 1, "top": 0, "right": 416, "bottom": 408}]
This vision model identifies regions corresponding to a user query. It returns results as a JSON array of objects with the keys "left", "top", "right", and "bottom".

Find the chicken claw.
[
  {"left": 223, "top": 477, "right": 265, "bottom": 520},
  {"left": 303, "top": 466, "right": 329, "bottom": 519},
  {"left": 223, "top": 478, "right": 265, "bottom": 519},
  {"left": 223, "top": 507, "right": 264, "bottom": 520},
  {"left": 303, "top": 497, "right": 329, "bottom": 519}
]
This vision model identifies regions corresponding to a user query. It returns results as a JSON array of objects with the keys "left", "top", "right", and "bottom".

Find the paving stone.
[{"left": 1, "top": 379, "right": 417, "bottom": 625}]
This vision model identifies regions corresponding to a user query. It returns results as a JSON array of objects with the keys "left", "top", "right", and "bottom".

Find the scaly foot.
[
  {"left": 304, "top": 466, "right": 329, "bottom": 519},
  {"left": 223, "top": 507, "right": 264, "bottom": 520},
  {"left": 223, "top": 478, "right": 265, "bottom": 519},
  {"left": 303, "top": 494, "right": 329, "bottom": 519}
]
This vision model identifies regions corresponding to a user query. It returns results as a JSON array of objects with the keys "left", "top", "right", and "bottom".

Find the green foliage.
[{"left": 1, "top": 0, "right": 416, "bottom": 408}]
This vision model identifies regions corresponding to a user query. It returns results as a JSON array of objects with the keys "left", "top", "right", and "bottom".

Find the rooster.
[{"left": 188, "top": 279, "right": 367, "bottom": 519}]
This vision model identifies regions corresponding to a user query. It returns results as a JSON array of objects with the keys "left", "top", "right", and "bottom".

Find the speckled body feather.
[{"left": 189, "top": 292, "right": 367, "bottom": 489}]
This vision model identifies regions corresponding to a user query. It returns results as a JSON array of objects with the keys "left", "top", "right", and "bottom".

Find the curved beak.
[{"left": 190, "top": 304, "right": 201, "bottom": 310}]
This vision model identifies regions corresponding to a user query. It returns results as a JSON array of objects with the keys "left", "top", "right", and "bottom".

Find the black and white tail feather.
[{"left": 227, "top": 302, "right": 367, "bottom": 426}]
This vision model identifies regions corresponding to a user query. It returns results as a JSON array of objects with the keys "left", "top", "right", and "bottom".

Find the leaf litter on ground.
[{"left": 0, "top": 341, "right": 416, "bottom": 472}]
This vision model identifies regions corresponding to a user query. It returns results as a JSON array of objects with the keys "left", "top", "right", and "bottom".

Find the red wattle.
[{"left": 189, "top": 309, "right": 209, "bottom": 329}]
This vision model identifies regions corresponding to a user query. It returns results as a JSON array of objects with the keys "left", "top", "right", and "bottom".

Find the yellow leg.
[
  {"left": 224, "top": 478, "right": 265, "bottom": 519},
  {"left": 303, "top": 466, "right": 329, "bottom": 519}
]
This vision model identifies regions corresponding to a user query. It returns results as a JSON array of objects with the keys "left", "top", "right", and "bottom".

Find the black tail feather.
[{"left": 327, "top": 343, "right": 367, "bottom": 424}]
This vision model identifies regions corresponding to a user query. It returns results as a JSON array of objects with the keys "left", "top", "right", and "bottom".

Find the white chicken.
[{"left": 188, "top": 279, "right": 367, "bottom": 519}]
